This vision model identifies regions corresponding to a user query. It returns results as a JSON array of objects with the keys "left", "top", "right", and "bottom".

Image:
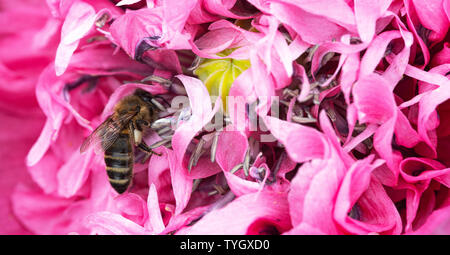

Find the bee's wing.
[{"left": 80, "top": 113, "right": 136, "bottom": 154}]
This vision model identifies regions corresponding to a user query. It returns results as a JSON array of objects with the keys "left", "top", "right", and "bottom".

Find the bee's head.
[
  {"left": 134, "top": 88, "right": 159, "bottom": 110},
  {"left": 134, "top": 88, "right": 154, "bottom": 104}
]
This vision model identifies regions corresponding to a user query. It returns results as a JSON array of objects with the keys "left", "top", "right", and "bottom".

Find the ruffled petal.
[
  {"left": 85, "top": 211, "right": 150, "bottom": 235},
  {"left": 178, "top": 191, "right": 291, "bottom": 234},
  {"left": 55, "top": 1, "right": 96, "bottom": 76},
  {"left": 110, "top": 0, "right": 196, "bottom": 59}
]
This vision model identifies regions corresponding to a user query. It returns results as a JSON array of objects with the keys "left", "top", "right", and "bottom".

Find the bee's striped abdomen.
[{"left": 104, "top": 130, "right": 133, "bottom": 194}]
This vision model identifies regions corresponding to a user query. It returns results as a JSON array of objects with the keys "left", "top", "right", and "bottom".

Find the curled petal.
[
  {"left": 334, "top": 157, "right": 402, "bottom": 235},
  {"left": 171, "top": 75, "right": 221, "bottom": 178},
  {"left": 115, "top": 193, "right": 149, "bottom": 226},
  {"left": 288, "top": 151, "right": 346, "bottom": 234},
  {"left": 353, "top": 74, "right": 396, "bottom": 124},
  {"left": 215, "top": 131, "right": 248, "bottom": 172},
  {"left": 202, "top": 0, "right": 257, "bottom": 19},
  {"left": 178, "top": 191, "right": 291, "bottom": 234},
  {"left": 110, "top": 0, "right": 196, "bottom": 59},
  {"left": 85, "top": 211, "right": 150, "bottom": 235},
  {"left": 263, "top": 116, "right": 328, "bottom": 163},
  {"left": 269, "top": 1, "right": 347, "bottom": 44},
  {"left": 57, "top": 149, "right": 94, "bottom": 198},
  {"left": 411, "top": 0, "right": 450, "bottom": 43},
  {"left": 145, "top": 184, "right": 165, "bottom": 234},
  {"left": 354, "top": 0, "right": 392, "bottom": 42},
  {"left": 400, "top": 158, "right": 450, "bottom": 186},
  {"left": 223, "top": 171, "right": 260, "bottom": 197},
  {"left": 409, "top": 205, "right": 450, "bottom": 234},
  {"left": 167, "top": 149, "right": 193, "bottom": 215}
]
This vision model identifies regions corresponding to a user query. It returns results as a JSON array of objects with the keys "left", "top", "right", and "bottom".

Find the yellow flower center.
[{"left": 193, "top": 50, "right": 250, "bottom": 112}]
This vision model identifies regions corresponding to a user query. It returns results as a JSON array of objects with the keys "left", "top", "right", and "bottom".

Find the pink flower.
[{"left": 3, "top": 0, "right": 450, "bottom": 235}]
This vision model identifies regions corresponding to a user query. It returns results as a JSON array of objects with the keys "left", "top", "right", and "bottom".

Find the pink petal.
[
  {"left": 431, "top": 42, "right": 450, "bottom": 67},
  {"left": 352, "top": 73, "right": 396, "bottom": 126},
  {"left": 284, "top": 222, "right": 328, "bottom": 235},
  {"left": 405, "top": 64, "right": 450, "bottom": 88},
  {"left": 248, "top": 49, "right": 276, "bottom": 102},
  {"left": 163, "top": 205, "right": 211, "bottom": 234},
  {"left": 400, "top": 158, "right": 450, "bottom": 185},
  {"left": 190, "top": 19, "right": 256, "bottom": 59},
  {"left": 110, "top": 0, "right": 196, "bottom": 59},
  {"left": 109, "top": 8, "right": 162, "bottom": 59},
  {"left": 11, "top": 184, "right": 70, "bottom": 234},
  {"left": 263, "top": 116, "right": 327, "bottom": 163},
  {"left": 194, "top": 27, "right": 245, "bottom": 55},
  {"left": 116, "top": 0, "right": 142, "bottom": 6},
  {"left": 114, "top": 193, "right": 148, "bottom": 226},
  {"left": 412, "top": 186, "right": 444, "bottom": 231},
  {"left": 398, "top": 179, "right": 445, "bottom": 233},
  {"left": 202, "top": 0, "right": 256, "bottom": 19},
  {"left": 445, "top": 0, "right": 450, "bottom": 21},
  {"left": 100, "top": 82, "right": 167, "bottom": 120},
  {"left": 228, "top": 68, "right": 257, "bottom": 104},
  {"left": 394, "top": 109, "right": 421, "bottom": 148},
  {"left": 278, "top": 0, "right": 356, "bottom": 30},
  {"left": 55, "top": 1, "right": 96, "bottom": 76},
  {"left": 411, "top": 0, "right": 450, "bottom": 43},
  {"left": 46, "top": 0, "right": 76, "bottom": 18},
  {"left": 354, "top": 0, "right": 392, "bottom": 42},
  {"left": 269, "top": 1, "right": 348, "bottom": 44},
  {"left": 0, "top": 96, "right": 44, "bottom": 234},
  {"left": 171, "top": 75, "right": 221, "bottom": 179},
  {"left": 167, "top": 149, "right": 193, "bottom": 215},
  {"left": 251, "top": 15, "right": 293, "bottom": 88},
  {"left": 223, "top": 171, "right": 260, "bottom": 197},
  {"left": 215, "top": 131, "right": 248, "bottom": 172},
  {"left": 145, "top": 184, "right": 165, "bottom": 234},
  {"left": 147, "top": 148, "right": 179, "bottom": 208},
  {"left": 359, "top": 31, "right": 401, "bottom": 78},
  {"left": 403, "top": 0, "right": 431, "bottom": 68},
  {"left": 382, "top": 30, "right": 413, "bottom": 86},
  {"left": 416, "top": 66, "right": 450, "bottom": 158},
  {"left": 142, "top": 49, "right": 183, "bottom": 74},
  {"left": 67, "top": 45, "right": 152, "bottom": 77},
  {"left": 57, "top": 150, "right": 94, "bottom": 198},
  {"left": 334, "top": 157, "right": 402, "bottom": 234},
  {"left": 27, "top": 118, "right": 61, "bottom": 167},
  {"left": 187, "top": 0, "right": 220, "bottom": 24},
  {"left": 373, "top": 117, "right": 402, "bottom": 176},
  {"left": 288, "top": 150, "right": 346, "bottom": 234},
  {"left": 11, "top": 184, "right": 93, "bottom": 234},
  {"left": 409, "top": 204, "right": 450, "bottom": 234},
  {"left": 179, "top": 191, "right": 291, "bottom": 234},
  {"left": 85, "top": 211, "right": 150, "bottom": 235},
  {"left": 293, "top": 63, "right": 311, "bottom": 102}
]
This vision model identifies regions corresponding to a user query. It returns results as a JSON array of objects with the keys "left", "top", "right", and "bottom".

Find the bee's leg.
[{"left": 137, "top": 141, "right": 162, "bottom": 163}]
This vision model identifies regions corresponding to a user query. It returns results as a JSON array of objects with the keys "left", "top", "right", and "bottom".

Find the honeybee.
[{"left": 80, "top": 88, "right": 162, "bottom": 194}]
